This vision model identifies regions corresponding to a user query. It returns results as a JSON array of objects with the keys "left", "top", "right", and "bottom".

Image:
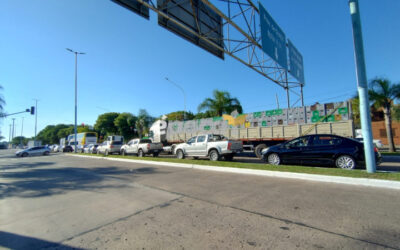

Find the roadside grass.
[
  {"left": 74, "top": 153, "right": 400, "bottom": 182},
  {"left": 380, "top": 152, "right": 400, "bottom": 156}
]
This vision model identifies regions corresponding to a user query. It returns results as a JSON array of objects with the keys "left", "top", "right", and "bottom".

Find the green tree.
[
  {"left": 193, "top": 111, "right": 215, "bottom": 119},
  {"left": 135, "top": 109, "right": 154, "bottom": 138},
  {"left": 165, "top": 111, "right": 194, "bottom": 121},
  {"left": 368, "top": 78, "right": 400, "bottom": 152},
  {"left": 11, "top": 136, "right": 28, "bottom": 145},
  {"left": 198, "top": 90, "right": 243, "bottom": 116},
  {"left": 114, "top": 112, "right": 137, "bottom": 140},
  {"left": 94, "top": 112, "right": 120, "bottom": 136}
]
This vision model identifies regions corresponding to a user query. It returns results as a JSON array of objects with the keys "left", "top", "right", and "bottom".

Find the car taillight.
[
  {"left": 110, "top": 145, "right": 114, "bottom": 148},
  {"left": 228, "top": 142, "right": 232, "bottom": 150},
  {"left": 374, "top": 147, "right": 378, "bottom": 153},
  {"left": 147, "top": 144, "right": 150, "bottom": 150}
]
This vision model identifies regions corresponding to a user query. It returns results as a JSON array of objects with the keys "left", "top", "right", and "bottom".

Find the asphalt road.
[{"left": 0, "top": 149, "right": 399, "bottom": 249}]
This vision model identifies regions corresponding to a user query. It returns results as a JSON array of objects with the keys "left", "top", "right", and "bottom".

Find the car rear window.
[
  {"left": 111, "top": 141, "right": 122, "bottom": 145},
  {"left": 312, "top": 136, "right": 342, "bottom": 146}
]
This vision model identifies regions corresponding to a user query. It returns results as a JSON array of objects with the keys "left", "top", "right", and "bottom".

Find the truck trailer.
[{"left": 149, "top": 101, "right": 354, "bottom": 158}]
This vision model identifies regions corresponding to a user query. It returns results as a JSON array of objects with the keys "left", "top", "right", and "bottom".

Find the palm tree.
[
  {"left": 368, "top": 78, "right": 400, "bottom": 152},
  {"left": 198, "top": 90, "right": 243, "bottom": 116}
]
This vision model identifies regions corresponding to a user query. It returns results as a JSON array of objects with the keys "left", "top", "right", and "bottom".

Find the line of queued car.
[{"left": 39, "top": 133, "right": 382, "bottom": 170}]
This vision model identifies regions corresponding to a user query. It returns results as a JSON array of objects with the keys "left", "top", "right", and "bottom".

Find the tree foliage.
[
  {"left": 198, "top": 90, "right": 243, "bottom": 116},
  {"left": 368, "top": 78, "right": 400, "bottom": 152},
  {"left": 11, "top": 136, "right": 29, "bottom": 145},
  {"left": 94, "top": 112, "right": 120, "bottom": 136},
  {"left": 114, "top": 112, "right": 137, "bottom": 140},
  {"left": 165, "top": 111, "right": 194, "bottom": 121},
  {"left": 136, "top": 109, "right": 154, "bottom": 138}
]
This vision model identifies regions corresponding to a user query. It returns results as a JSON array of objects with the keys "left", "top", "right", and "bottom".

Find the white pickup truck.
[
  {"left": 174, "top": 134, "right": 243, "bottom": 161},
  {"left": 120, "top": 138, "right": 163, "bottom": 157}
]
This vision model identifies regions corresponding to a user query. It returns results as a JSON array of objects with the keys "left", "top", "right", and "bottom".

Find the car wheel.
[
  {"left": 138, "top": 149, "right": 144, "bottom": 157},
  {"left": 267, "top": 153, "right": 281, "bottom": 165},
  {"left": 255, "top": 144, "right": 267, "bottom": 159},
  {"left": 22, "top": 152, "right": 28, "bottom": 157},
  {"left": 336, "top": 155, "right": 356, "bottom": 170},
  {"left": 176, "top": 149, "right": 185, "bottom": 159},
  {"left": 209, "top": 149, "right": 220, "bottom": 161}
]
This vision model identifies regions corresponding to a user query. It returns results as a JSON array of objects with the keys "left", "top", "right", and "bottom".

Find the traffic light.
[{"left": 30, "top": 106, "right": 35, "bottom": 115}]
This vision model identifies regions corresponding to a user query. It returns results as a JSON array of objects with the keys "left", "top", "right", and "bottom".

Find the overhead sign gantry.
[{"left": 112, "top": 0, "right": 305, "bottom": 107}]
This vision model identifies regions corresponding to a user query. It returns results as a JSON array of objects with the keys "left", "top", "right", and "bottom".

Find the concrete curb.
[{"left": 69, "top": 154, "right": 400, "bottom": 190}]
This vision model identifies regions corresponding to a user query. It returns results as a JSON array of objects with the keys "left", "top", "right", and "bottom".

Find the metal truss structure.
[{"left": 133, "top": 0, "right": 305, "bottom": 108}]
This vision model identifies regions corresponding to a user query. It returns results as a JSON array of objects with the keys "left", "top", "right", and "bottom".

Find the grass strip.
[
  {"left": 380, "top": 152, "right": 400, "bottom": 156},
  {"left": 74, "top": 153, "right": 400, "bottom": 182}
]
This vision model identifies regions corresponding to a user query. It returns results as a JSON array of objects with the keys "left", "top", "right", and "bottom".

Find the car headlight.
[{"left": 261, "top": 148, "right": 269, "bottom": 154}]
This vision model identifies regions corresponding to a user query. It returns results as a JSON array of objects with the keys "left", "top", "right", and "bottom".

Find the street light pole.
[
  {"left": 165, "top": 77, "right": 187, "bottom": 120},
  {"left": 33, "top": 99, "right": 38, "bottom": 144},
  {"left": 66, "top": 48, "right": 85, "bottom": 153},
  {"left": 349, "top": 0, "right": 376, "bottom": 173},
  {"left": 11, "top": 118, "right": 15, "bottom": 142}
]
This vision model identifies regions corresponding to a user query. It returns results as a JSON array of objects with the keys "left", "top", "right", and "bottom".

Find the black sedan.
[{"left": 261, "top": 134, "right": 381, "bottom": 169}]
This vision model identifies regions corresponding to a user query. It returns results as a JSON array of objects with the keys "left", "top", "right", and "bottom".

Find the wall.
[{"left": 372, "top": 121, "right": 400, "bottom": 145}]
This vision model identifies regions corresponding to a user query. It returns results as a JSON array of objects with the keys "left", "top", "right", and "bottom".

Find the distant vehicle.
[
  {"left": 80, "top": 145, "right": 90, "bottom": 153},
  {"left": 63, "top": 145, "right": 73, "bottom": 152},
  {"left": 120, "top": 138, "right": 163, "bottom": 157},
  {"left": 89, "top": 144, "right": 99, "bottom": 154},
  {"left": 68, "top": 132, "right": 98, "bottom": 149},
  {"left": 174, "top": 134, "right": 243, "bottom": 161},
  {"left": 354, "top": 138, "right": 383, "bottom": 149},
  {"left": 97, "top": 135, "right": 124, "bottom": 155},
  {"left": 16, "top": 146, "right": 50, "bottom": 157},
  {"left": 261, "top": 134, "right": 381, "bottom": 169}
]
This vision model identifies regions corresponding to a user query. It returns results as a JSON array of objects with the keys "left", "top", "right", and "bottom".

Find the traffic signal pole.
[{"left": 349, "top": 0, "right": 376, "bottom": 173}]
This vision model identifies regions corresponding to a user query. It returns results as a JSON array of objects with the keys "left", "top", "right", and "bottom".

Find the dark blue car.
[{"left": 261, "top": 134, "right": 381, "bottom": 169}]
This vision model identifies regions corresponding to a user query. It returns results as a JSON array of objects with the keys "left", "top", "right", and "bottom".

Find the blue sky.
[{"left": 1, "top": 0, "right": 399, "bottom": 140}]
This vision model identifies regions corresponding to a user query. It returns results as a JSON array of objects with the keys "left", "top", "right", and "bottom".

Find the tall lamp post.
[
  {"left": 165, "top": 77, "right": 187, "bottom": 120},
  {"left": 66, "top": 48, "right": 85, "bottom": 153},
  {"left": 348, "top": 0, "right": 376, "bottom": 173}
]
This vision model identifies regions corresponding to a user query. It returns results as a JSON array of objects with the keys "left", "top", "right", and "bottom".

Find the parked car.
[
  {"left": 16, "top": 146, "right": 50, "bottom": 157},
  {"left": 89, "top": 144, "right": 99, "bottom": 154},
  {"left": 261, "top": 134, "right": 381, "bottom": 169},
  {"left": 355, "top": 138, "right": 383, "bottom": 148},
  {"left": 120, "top": 138, "right": 163, "bottom": 157},
  {"left": 97, "top": 141, "right": 123, "bottom": 155},
  {"left": 174, "top": 134, "right": 243, "bottom": 161},
  {"left": 63, "top": 145, "right": 73, "bottom": 152}
]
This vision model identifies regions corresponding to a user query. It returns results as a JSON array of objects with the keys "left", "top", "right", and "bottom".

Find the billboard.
[
  {"left": 112, "top": 0, "right": 150, "bottom": 20},
  {"left": 288, "top": 39, "right": 305, "bottom": 83},
  {"left": 157, "top": 0, "right": 224, "bottom": 59},
  {"left": 259, "top": 3, "right": 287, "bottom": 70}
]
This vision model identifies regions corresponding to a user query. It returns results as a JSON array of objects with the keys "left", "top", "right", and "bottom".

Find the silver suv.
[{"left": 97, "top": 140, "right": 123, "bottom": 156}]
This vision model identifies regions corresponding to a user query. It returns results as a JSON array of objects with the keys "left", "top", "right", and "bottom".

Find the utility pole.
[
  {"left": 66, "top": 48, "right": 86, "bottom": 153},
  {"left": 20, "top": 117, "right": 24, "bottom": 146},
  {"left": 9, "top": 124, "right": 12, "bottom": 144},
  {"left": 21, "top": 117, "right": 24, "bottom": 137},
  {"left": 349, "top": 0, "right": 376, "bottom": 173},
  {"left": 11, "top": 118, "right": 15, "bottom": 142},
  {"left": 33, "top": 99, "right": 38, "bottom": 144}
]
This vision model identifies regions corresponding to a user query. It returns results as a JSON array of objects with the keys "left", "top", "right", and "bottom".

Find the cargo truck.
[{"left": 149, "top": 101, "right": 355, "bottom": 158}]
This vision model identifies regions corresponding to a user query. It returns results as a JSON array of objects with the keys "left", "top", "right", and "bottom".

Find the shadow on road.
[
  {"left": 0, "top": 231, "right": 84, "bottom": 250},
  {"left": 0, "top": 161, "right": 55, "bottom": 171},
  {"left": 0, "top": 165, "right": 159, "bottom": 199}
]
